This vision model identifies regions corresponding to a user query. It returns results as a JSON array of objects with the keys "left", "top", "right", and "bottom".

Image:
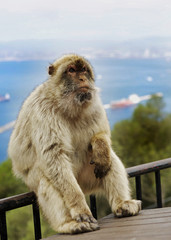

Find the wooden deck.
[{"left": 42, "top": 207, "right": 171, "bottom": 240}]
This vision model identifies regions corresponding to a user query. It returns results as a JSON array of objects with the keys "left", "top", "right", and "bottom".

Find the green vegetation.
[
  {"left": 0, "top": 96, "right": 171, "bottom": 239},
  {"left": 111, "top": 96, "right": 171, "bottom": 207},
  {"left": 0, "top": 159, "right": 28, "bottom": 198}
]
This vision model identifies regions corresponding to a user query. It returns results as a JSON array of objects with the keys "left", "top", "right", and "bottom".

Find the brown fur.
[{"left": 8, "top": 54, "right": 141, "bottom": 234}]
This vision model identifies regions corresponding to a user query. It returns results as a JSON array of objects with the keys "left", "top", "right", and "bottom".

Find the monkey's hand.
[{"left": 89, "top": 133, "right": 111, "bottom": 179}]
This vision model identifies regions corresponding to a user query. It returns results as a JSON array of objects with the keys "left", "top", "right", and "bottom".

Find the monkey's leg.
[
  {"left": 39, "top": 144, "right": 98, "bottom": 223},
  {"left": 90, "top": 132, "right": 111, "bottom": 178},
  {"left": 37, "top": 177, "right": 99, "bottom": 234},
  {"left": 35, "top": 128, "right": 99, "bottom": 232},
  {"left": 102, "top": 150, "right": 141, "bottom": 217}
]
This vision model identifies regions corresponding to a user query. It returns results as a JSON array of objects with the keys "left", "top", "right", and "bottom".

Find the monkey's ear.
[{"left": 48, "top": 65, "right": 55, "bottom": 75}]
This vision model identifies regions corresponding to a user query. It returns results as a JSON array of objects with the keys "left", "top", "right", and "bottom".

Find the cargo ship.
[
  {"left": 104, "top": 93, "right": 163, "bottom": 109},
  {"left": 0, "top": 93, "right": 10, "bottom": 102}
]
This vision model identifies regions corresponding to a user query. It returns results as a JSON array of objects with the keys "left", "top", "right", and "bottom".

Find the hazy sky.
[{"left": 0, "top": 0, "right": 171, "bottom": 42}]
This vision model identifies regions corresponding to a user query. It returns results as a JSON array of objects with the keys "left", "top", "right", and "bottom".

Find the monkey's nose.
[{"left": 79, "top": 78, "right": 85, "bottom": 82}]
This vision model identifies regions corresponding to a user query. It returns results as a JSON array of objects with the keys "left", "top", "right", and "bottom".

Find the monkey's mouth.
[
  {"left": 75, "top": 85, "right": 94, "bottom": 103},
  {"left": 78, "top": 86, "right": 90, "bottom": 92}
]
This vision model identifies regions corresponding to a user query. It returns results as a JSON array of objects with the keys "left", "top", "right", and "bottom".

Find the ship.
[
  {"left": 104, "top": 93, "right": 163, "bottom": 110},
  {"left": 0, "top": 93, "right": 10, "bottom": 102}
]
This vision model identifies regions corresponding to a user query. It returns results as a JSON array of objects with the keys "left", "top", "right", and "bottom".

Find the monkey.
[{"left": 8, "top": 54, "right": 141, "bottom": 234}]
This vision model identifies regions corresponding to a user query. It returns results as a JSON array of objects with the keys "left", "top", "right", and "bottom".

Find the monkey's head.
[{"left": 48, "top": 54, "right": 96, "bottom": 115}]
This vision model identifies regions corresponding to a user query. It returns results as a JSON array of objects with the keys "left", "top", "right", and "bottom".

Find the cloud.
[
  {"left": 41, "top": 0, "right": 166, "bottom": 15},
  {"left": 2, "top": 0, "right": 171, "bottom": 13},
  {"left": 0, "top": 0, "right": 171, "bottom": 42}
]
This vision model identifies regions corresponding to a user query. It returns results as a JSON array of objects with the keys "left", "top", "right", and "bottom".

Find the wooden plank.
[
  {"left": 41, "top": 207, "right": 171, "bottom": 240},
  {"left": 100, "top": 210, "right": 171, "bottom": 224}
]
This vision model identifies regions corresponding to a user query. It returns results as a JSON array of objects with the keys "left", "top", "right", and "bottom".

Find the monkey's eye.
[
  {"left": 68, "top": 67, "right": 76, "bottom": 73},
  {"left": 82, "top": 67, "right": 86, "bottom": 72}
]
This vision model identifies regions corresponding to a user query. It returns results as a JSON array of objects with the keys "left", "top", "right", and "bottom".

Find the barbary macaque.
[{"left": 8, "top": 54, "right": 141, "bottom": 234}]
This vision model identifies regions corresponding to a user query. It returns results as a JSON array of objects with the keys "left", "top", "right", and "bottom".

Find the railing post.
[
  {"left": 155, "top": 170, "right": 162, "bottom": 208},
  {"left": 135, "top": 175, "right": 142, "bottom": 201},
  {"left": 90, "top": 195, "right": 97, "bottom": 219},
  {"left": 0, "top": 211, "right": 7, "bottom": 240},
  {"left": 32, "top": 202, "right": 42, "bottom": 240}
]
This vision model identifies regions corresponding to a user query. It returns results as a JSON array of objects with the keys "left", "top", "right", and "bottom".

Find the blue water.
[{"left": 0, "top": 58, "right": 171, "bottom": 162}]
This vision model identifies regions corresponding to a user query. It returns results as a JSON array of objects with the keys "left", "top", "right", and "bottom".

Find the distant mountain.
[{"left": 0, "top": 37, "right": 171, "bottom": 61}]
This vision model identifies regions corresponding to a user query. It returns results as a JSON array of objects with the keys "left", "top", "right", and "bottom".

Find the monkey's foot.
[
  {"left": 74, "top": 213, "right": 97, "bottom": 224},
  {"left": 58, "top": 220, "right": 100, "bottom": 234},
  {"left": 114, "top": 199, "right": 142, "bottom": 217}
]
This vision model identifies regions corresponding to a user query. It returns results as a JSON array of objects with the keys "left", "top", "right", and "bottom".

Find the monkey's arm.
[{"left": 89, "top": 132, "right": 112, "bottom": 179}]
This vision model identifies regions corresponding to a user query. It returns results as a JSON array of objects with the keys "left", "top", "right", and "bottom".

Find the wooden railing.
[
  {"left": 127, "top": 158, "right": 171, "bottom": 207},
  {"left": 0, "top": 192, "right": 41, "bottom": 240},
  {"left": 0, "top": 158, "right": 171, "bottom": 240},
  {"left": 90, "top": 158, "right": 171, "bottom": 218}
]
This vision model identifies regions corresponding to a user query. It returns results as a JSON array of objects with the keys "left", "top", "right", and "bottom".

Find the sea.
[{"left": 0, "top": 58, "right": 171, "bottom": 162}]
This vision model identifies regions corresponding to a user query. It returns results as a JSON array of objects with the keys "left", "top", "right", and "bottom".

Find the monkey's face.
[
  {"left": 62, "top": 61, "right": 94, "bottom": 104},
  {"left": 50, "top": 57, "right": 95, "bottom": 103},
  {"left": 48, "top": 55, "right": 96, "bottom": 115}
]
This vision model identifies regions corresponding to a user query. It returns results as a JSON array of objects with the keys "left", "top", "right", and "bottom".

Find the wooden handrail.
[
  {"left": 0, "top": 192, "right": 36, "bottom": 212},
  {"left": 127, "top": 158, "right": 171, "bottom": 177},
  {"left": 0, "top": 192, "right": 41, "bottom": 240}
]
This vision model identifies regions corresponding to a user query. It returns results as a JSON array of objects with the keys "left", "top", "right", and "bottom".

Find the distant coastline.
[
  {"left": 1, "top": 37, "right": 171, "bottom": 62},
  {"left": 0, "top": 121, "right": 15, "bottom": 134}
]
